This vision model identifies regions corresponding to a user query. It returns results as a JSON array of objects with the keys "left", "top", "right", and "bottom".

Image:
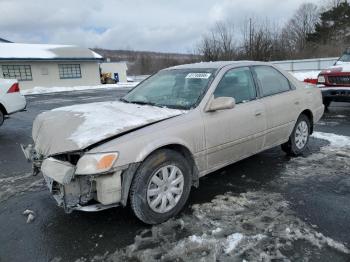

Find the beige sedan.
[{"left": 23, "top": 61, "right": 324, "bottom": 224}]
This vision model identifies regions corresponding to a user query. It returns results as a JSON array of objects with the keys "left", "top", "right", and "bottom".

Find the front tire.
[
  {"left": 129, "top": 149, "right": 192, "bottom": 224},
  {"left": 281, "top": 114, "right": 311, "bottom": 156}
]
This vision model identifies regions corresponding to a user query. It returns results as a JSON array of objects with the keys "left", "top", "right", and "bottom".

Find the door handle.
[{"left": 255, "top": 111, "right": 263, "bottom": 117}]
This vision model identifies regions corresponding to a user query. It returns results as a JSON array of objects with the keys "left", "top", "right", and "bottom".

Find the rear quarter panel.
[
  {"left": 296, "top": 82, "right": 324, "bottom": 124},
  {"left": 276, "top": 68, "right": 324, "bottom": 135},
  {"left": 0, "top": 78, "right": 26, "bottom": 114}
]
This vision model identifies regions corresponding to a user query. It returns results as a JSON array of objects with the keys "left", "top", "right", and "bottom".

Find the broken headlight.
[{"left": 75, "top": 152, "right": 119, "bottom": 175}]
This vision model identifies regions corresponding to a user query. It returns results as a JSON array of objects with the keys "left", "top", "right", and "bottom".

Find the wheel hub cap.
[
  {"left": 147, "top": 165, "right": 184, "bottom": 213},
  {"left": 295, "top": 120, "right": 308, "bottom": 150}
]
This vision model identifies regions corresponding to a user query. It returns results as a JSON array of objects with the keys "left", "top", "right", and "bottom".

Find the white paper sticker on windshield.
[{"left": 186, "top": 73, "right": 211, "bottom": 79}]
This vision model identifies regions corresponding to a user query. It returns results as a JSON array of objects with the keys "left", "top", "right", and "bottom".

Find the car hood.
[{"left": 32, "top": 101, "right": 186, "bottom": 156}]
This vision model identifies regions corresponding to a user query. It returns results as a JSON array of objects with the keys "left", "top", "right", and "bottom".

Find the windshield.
[
  {"left": 339, "top": 53, "right": 350, "bottom": 62},
  {"left": 122, "top": 69, "right": 216, "bottom": 109}
]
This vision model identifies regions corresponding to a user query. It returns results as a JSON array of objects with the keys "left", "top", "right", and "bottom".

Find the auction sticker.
[{"left": 186, "top": 73, "right": 211, "bottom": 79}]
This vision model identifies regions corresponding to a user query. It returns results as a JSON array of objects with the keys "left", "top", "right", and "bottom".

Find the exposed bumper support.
[
  {"left": 20, "top": 144, "right": 42, "bottom": 176},
  {"left": 74, "top": 203, "right": 119, "bottom": 212}
]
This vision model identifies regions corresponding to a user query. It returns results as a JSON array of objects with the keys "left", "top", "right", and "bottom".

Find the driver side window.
[{"left": 213, "top": 67, "right": 256, "bottom": 104}]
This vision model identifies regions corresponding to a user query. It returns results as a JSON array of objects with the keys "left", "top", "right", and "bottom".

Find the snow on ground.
[
  {"left": 87, "top": 132, "right": 350, "bottom": 262},
  {"left": 281, "top": 132, "right": 350, "bottom": 188},
  {"left": 312, "top": 132, "right": 350, "bottom": 148},
  {"left": 21, "top": 82, "right": 138, "bottom": 95},
  {"left": 290, "top": 71, "right": 321, "bottom": 81},
  {"left": 0, "top": 173, "right": 43, "bottom": 202}
]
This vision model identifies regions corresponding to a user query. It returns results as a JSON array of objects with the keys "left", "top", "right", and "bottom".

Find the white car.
[{"left": 0, "top": 78, "right": 26, "bottom": 126}]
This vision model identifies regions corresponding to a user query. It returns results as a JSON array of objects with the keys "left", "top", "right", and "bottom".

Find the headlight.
[
  {"left": 318, "top": 75, "right": 326, "bottom": 84},
  {"left": 75, "top": 152, "right": 119, "bottom": 175}
]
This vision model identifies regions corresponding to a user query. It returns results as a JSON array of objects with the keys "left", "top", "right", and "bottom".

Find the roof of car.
[{"left": 166, "top": 60, "right": 269, "bottom": 70}]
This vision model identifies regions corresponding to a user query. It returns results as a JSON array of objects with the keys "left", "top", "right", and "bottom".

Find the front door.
[{"left": 202, "top": 67, "right": 267, "bottom": 171}]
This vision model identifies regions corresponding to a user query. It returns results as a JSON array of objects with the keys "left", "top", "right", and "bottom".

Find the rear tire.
[
  {"left": 281, "top": 114, "right": 311, "bottom": 156},
  {"left": 129, "top": 149, "right": 192, "bottom": 224},
  {"left": 0, "top": 110, "right": 4, "bottom": 126}
]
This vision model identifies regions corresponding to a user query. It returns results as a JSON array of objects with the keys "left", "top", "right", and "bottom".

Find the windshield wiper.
[
  {"left": 120, "top": 98, "right": 130, "bottom": 103},
  {"left": 130, "top": 101, "right": 158, "bottom": 106}
]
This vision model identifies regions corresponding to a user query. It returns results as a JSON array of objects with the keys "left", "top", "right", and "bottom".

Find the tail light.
[
  {"left": 7, "top": 83, "right": 20, "bottom": 93},
  {"left": 303, "top": 78, "right": 318, "bottom": 85}
]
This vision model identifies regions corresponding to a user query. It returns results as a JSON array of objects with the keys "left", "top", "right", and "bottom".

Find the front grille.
[
  {"left": 52, "top": 153, "right": 82, "bottom": 165},
  {"left": 328, "top": 75, "right": 350, "bottom": 85}
]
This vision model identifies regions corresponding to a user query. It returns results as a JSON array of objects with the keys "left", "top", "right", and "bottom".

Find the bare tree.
[
  {"left": 283, "top": 3, "right": 319, "bottom": 54},
  {"left": 241, "top": 18, "right": 283, "bottom": 61},
  {"left": 198, "top": 22, "right": 237, "bottom": 61}
]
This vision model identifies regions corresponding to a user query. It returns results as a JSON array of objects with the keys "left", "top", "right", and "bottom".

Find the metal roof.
[{"left": 0, "top": 43, "right": 103, "bottom": 61}]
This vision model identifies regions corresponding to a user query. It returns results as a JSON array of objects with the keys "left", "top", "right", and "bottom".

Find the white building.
[
  {"left": 0, "top": 43, "right": 103, "bottom": 90},
  {"left": 100, "top": 62, "right": 128, "bottom": 82}
]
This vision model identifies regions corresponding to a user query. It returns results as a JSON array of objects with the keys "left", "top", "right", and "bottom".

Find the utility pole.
[{"left": 249, "top": 18, "right": 252, "bottom": 59}]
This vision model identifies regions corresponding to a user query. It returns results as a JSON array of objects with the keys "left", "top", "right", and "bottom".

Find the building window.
[
  {"left": 58, "top": 64, "right": 82, "bottom": 79},
  {"left": 2, "top": 65, "right": 32, "bottom": 81}
]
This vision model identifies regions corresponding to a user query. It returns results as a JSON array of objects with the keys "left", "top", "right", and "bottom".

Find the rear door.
[
  {"left": 202, "top": 66, "right": 267, "bottom": 171},
  {"left": 251, "top": 66, "right": 301, "bottom": 148}
]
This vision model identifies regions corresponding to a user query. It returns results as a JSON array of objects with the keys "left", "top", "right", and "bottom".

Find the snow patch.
[
  {"left": 23, "top": 209, "right": 35, "bottom": 223},
  {"left": 291, "top": 71, "right": 320, "bottom": 81},
  {"left": 224, "top": 233, "right": 244, "bottom": 253},
  {"left": 188, "top": 235, "right": 204, "bottom": 244},
  {"left": 21, "top": 82, "right": 138, "bottom": 95},
  {"left": 312, "top": 132, "right": 350, "bottom": 148},
  {"left": 97, "top": 191, "right": 348, "bottom": 261},
  {"left": 0, "top": 174, "right": 43, "bottom": 202},
  {"left": 53, "top": 101, "right": 187, "bottom": 148},
  {"left": 0, "top": 43, "right": 101, "bottom": 59}
]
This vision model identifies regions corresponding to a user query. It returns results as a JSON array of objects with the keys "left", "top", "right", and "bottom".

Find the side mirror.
[{"left": 206, "top": 96, "right": 235, "bottom": 112}]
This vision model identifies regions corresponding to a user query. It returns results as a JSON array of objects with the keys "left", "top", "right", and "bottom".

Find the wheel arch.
[
  {"left": 153, "top": 143, "right": 199, "bottom": 186},
  {"left": 0, "top": 103, "right": 8, "bottom": 115},
  {"left": 120, "top": 143, "right": 199, "bottom": 207},
  {"left": 300, "top": 109, "right": 314, "bottom": 134}
]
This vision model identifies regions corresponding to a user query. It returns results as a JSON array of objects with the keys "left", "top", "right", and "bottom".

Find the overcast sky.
[{"left": 0, "top": 0, "right": 321, "bottom": 53}]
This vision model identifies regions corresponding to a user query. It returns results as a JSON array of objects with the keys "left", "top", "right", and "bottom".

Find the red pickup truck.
[{"left": 317, "top": 49, "right": 350, "bottom": 108}]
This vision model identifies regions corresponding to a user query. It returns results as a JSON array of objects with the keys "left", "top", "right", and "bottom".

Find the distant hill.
[
  {"left": 0, "top": 37, "right": 12, "bottom": 43},
  {"left": 93, "top": 48, "right": 201, "bottom": 75}
]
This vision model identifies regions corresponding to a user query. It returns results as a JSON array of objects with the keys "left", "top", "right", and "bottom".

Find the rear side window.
[
  {"left": 214, "top": 67, "right": 256, "bottom": 104},
  {"left": 253, "top": 66, "right": 290, "bottom": 97}
]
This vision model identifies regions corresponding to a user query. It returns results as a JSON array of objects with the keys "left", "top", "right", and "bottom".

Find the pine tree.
[{"left": 307, "top": 1, "right": 350, "bottom": 45}]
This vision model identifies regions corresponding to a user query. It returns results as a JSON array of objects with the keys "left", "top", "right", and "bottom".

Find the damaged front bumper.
[
  {"left": 42, "top": 157, "right": 123, "bottom": 213},
  {"left": 22, "top": 145, "right": 123, "bottom": 213}
]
